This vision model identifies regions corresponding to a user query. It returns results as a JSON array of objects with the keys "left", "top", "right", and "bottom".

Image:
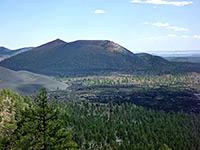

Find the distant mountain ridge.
[
  {"left": 0, "top": 46, "right": 33, "bottom": 61},
  {"left": 144, "top": 50, "right": 200, "bottom": 57},
  {"left": 0, "top": 39, "right": 172, "bottom": 76},
  {"left": 0, "top": 47, "right": 11, "bottom": 54},
  {"left": 165, "top": 57, "right": 200, "bottom": 63}
]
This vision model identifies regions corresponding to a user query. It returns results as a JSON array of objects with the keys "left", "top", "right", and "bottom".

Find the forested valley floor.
[{"left": 0, "top": 73, "right": 200, "bottom": 149}]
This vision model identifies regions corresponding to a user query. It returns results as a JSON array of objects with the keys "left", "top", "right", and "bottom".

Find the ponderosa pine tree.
[{"left": 14, "top": 88, "right": 77, "bottom": 150}]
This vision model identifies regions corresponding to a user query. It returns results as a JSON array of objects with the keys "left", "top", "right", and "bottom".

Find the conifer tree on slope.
[{"left": 14, "top": 88, "right": 77, "bottom": 150}]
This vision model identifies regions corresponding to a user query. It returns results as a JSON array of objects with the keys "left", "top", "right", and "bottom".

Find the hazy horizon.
[{"left": 1, "top": 39, "right": 199, "bottom": 57}]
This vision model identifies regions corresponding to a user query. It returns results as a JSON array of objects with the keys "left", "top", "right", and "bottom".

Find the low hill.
[
  {"left": 0, "top": 66, "right": 67, "bottom": 95},
  {"left": 136, "top": 53, "right": 169, "bottom": 65},
  {"left": 0, "top": 39, "right": 171, "bottom": 76},
  {"left": 136, "top": 53, "right": 172, "bottom": 68}
]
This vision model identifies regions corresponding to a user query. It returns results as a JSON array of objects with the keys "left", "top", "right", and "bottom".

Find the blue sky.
[{"left": 0, "top": 0, "right": 200, "bottom": 53}]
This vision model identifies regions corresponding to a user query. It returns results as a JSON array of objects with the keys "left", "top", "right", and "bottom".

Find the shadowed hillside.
[
  {"left": 136, "top": 53, "right": 173, "bottom": 72},
  {"left": 0, "top": 39, "right": 172, "bottom": 76}
]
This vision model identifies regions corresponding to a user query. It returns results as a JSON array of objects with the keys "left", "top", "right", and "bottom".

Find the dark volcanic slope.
[
  {"left": 0, "top": 39, "right": 170, "bottom": 76},
  {"left": 0, "top": 66, "right": 67, "bottom": 95},
  {"left": 136, "top": 53, "right": 169, "bottom": 65},
  {"left": 136, "top": 53, "right": 171, "bottom": 67}
]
